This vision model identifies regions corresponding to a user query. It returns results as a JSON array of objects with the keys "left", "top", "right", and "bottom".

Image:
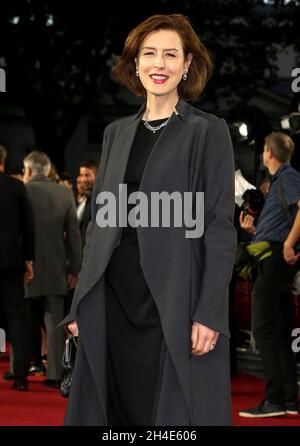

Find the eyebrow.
[{"left": 141, "top": 47, "right": 179, "bottom": 52}]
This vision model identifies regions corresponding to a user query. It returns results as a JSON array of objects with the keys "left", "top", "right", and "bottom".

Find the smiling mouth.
[{"left": 150, "top": 74, "right": 169, "bottom": 84}]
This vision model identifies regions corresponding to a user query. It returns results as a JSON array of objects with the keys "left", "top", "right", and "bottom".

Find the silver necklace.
[{"left": 143, "top": 111, "right": 172, "bottom": 133}]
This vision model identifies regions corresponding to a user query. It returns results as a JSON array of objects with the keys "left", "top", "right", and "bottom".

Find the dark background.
[{"left": 0, "top": 0, "right": 300, "bottom": 184}]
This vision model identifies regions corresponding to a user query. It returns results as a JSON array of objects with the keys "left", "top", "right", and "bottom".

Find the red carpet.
[
  {"left": 0, "top": 354, "right": 67, "bottom": 426},
  {"left": 1, "top": 352, "right": 299, "bottom": 426},
  {"left": 232, "top": 372, "right": 300, "bottom": 426}
]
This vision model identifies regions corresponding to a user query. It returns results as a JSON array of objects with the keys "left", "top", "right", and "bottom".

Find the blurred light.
[
  {"left": 46, "top": 15, "right": 54, "bottom": 27},
  {"left": 230, "top": 122, "right": 249, "bottom": 143},
  {"left": 239, "top": 123, "right": 248, "bottom": 138},
  {"left": 281, "top": 116, "right": 290, "bottom": 130},
  {"left": 263, "top": 0, "right": 293, "bottom": 4},
  {"left": 10, "top": 16, "right": 20, "bottom": 25},
  {"left": 281, "top": 113, "right": 300, "bottom": 132}
]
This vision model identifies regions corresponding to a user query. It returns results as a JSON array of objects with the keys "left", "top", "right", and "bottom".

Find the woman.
[{"left": 64, "top": 14, "right": 236, "bottom": 426}]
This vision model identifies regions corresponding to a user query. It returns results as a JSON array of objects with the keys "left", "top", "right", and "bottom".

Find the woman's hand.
[
  {"left": 191, "top": 321, "right": 219, "bottom": 356},
  {"left": 67, "top": 320, "right": 79, "bottom": 336}
]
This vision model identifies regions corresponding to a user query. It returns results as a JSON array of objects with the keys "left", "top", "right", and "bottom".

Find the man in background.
[
  {"left": 239, "top": 132, "right": 300, "bottom": 417},
  {"left": 77, "top": 160, "right": 99, "bottom": 249},
  {"left": 24, "top": 151, "right": 81, "bottom": 388},
  {"left": 0, "top": 145, "right": 35, "bottom": 391}
]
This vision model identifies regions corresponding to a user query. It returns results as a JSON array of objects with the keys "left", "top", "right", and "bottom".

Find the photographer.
[{"left": 239, "top": 132, "right": 300, "bottom": 418}]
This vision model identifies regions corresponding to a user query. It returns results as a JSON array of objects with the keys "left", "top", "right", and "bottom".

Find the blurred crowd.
[{"left": 0, "top": 145, "right": 99, "bottom": 391}]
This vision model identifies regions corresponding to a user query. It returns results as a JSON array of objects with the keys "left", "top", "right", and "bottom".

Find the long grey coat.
[
  {"left": 63, "top": 98, "right": 237, "bottom": 426},
  {"left": 25, "top": 176, "right": 81, "bottom": 297}
]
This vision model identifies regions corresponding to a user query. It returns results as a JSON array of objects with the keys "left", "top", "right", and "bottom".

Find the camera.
[{"left": 240, "top": 189, "right": 265, "bottom": 219}]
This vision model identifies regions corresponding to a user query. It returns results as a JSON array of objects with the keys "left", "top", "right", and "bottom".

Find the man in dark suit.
[
  {"left": 23, "top": 151, "right": 81, "bottom": 388},
  {"left": 0, "top": 145, "right": 35, "bottom": 391}
]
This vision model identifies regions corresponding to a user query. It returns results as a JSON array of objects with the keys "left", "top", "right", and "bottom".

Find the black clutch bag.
[{"left": 60, "top": 335, "right": 78, "bottom": 398}]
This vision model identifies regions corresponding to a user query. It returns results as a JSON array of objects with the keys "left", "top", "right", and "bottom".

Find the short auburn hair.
[{"left": 112, "top": 14, "right": 213, "bottom": 101}]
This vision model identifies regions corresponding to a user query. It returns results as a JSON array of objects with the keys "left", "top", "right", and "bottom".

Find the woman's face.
[{"left": 136, "top": 29, "right": 192, "bottom": 100}]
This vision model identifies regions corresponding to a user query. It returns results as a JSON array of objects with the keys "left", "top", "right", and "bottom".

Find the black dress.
[{"left": 106, "top": 119, "right": 167, "bottom": 426}]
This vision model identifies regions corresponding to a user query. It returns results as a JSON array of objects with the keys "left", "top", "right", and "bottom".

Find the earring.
[
  {"left": 136, "top": 70, "right": 139, "bottom": 78},
  {"left": 182, "top": 72, "right": 188, "bottom": 81}
]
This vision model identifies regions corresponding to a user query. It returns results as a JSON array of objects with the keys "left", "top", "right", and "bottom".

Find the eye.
[
  {"left": 143, "top": 51, "right": 154, "bottom": 56},
  {"left": 166, "top": 53, "right": 176, "bottom": 58}
]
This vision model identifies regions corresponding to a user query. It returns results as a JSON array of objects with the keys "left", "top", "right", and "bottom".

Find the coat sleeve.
[
  {"left": 192, "top": 118, "right": 237, "bottom": 337},
  {"left": 60, "top": 125, "right": 112, "bottom": 326}
]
